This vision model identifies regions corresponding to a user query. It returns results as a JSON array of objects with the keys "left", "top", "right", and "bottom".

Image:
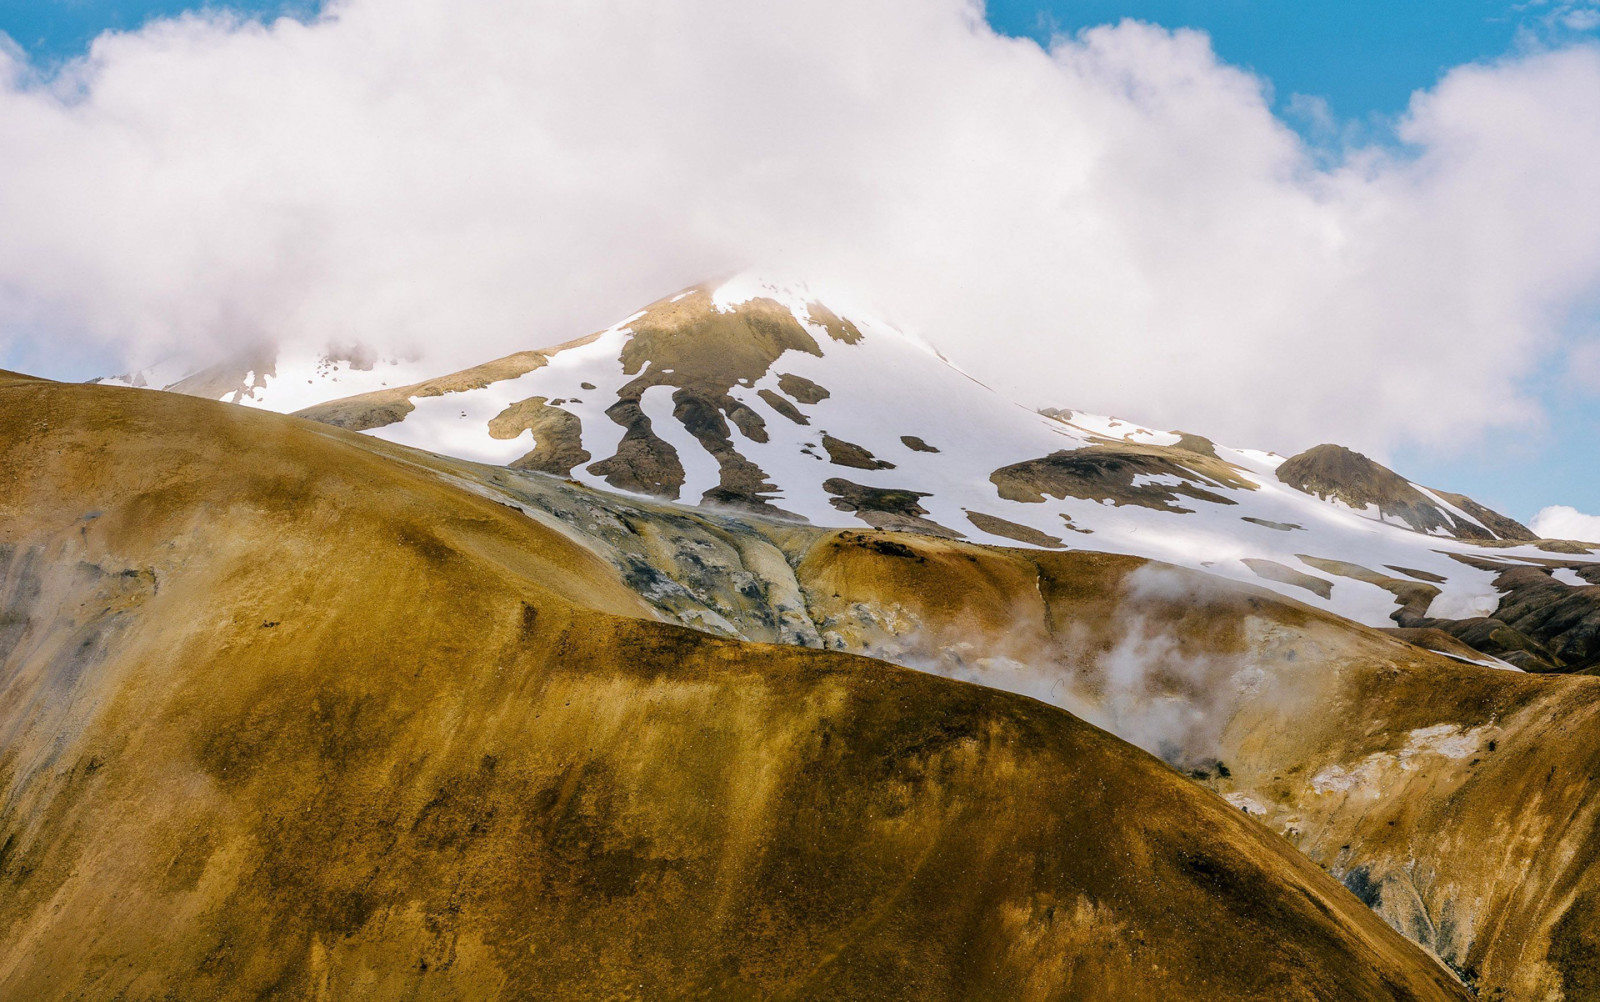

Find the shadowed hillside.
[
  {"left": 0, "top": 372, "right": 1464, "bottom": 1000},
  {"left": 1275, "top": 443, "right": 1534, "bottom": 542},
  {"left": 403, "top": 458, "right": 1600, "bottom": 999}
]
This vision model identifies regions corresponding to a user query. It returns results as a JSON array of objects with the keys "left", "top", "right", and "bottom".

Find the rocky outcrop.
[
  {"left": 586, "top": 398, "right": 687, "bottom": 497},
  {"left": 1276, "top": 444, "right": 1535, "bottom": 541},
  {"left": 487, "top": 396, "right": 591, "bottom": 477},
  {"left": 823, "top": 477, "right": 960, "bottom": 537},
  {"left": 965, "top": 510, "right": 1065, "bottom": 548},
  {"left": 991, "top": 443, "right": 1252, "bottom": 513},
  {"left": 822, "top": 433, "right": 895, "bottom": 471},
  {"left": 1241, "top": 557, "right": 1333, "bottom": 599},
  {"left": 585, "top": 289, "right": 835, "bottom": 510},
  {"left": 1399, "top": 555, "right": 1600, "bottom": 671},
  {"left": 1433, "top": 489, "right": 1538, "bottom": 541}
]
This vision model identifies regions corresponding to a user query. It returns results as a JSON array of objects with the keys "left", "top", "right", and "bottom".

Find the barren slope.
[
  {"left": 1275, "top": 443, "right": 1536, "bottom": 541},
  {"left": 253, "top": 437, "right": 1600, "bottom": 999},
  {"left": 0, "top": 373, "right": 1463, "bottom": 1001}
]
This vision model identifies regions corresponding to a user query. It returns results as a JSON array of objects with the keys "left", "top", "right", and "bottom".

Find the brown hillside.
[
  {"left": 0, "top": 372, "right": 1463, "bottom": 1000},
  {"left": 611, "top": 520, "right": 1600, "bottom": 1000},
  {"left": 1276, "top": 443, "right": 1534, "bottom": 541},
  {"left": 324, "top": 428, "right": 1600, "bottom": 998}
]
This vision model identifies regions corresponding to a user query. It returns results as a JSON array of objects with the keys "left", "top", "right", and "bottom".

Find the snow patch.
[
  {"left": 1425, "top": 588, "right": 1501, "bottom": 620},
  {"left": 1553, "top": 566, "right": 1589, "bottom": 588}
]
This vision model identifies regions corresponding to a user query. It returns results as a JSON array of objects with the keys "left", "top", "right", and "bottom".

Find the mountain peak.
[
  {"left": 100, "top": 278, "right": 1591, "bottom": 635},
  {"left": 299, "top": 274, "right": 986, "bottom": 517},
  {"left": 1275, "top": 443, "right": 1534, "bottom": 541}
]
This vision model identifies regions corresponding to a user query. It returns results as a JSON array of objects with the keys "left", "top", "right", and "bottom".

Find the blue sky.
[
  {"left": 12, "top": 0, "right": 1580, "bottom": 97},
  {"left": 987, "top": 1, "right": 1600, "bottom": 122},
  {"left": 0, "top": 0, "right": 315, "bottom": 62},
  {"left": 0, "top": 0, "right": 1596, "bottom": 520}
]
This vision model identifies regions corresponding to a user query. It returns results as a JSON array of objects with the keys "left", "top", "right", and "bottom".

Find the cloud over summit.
[
  {"left": 2, "top": 0, "right": 1600, "bottom": 457},
  {"left": 1532, "top": 506, "right": 1600, "bottom": 543}
]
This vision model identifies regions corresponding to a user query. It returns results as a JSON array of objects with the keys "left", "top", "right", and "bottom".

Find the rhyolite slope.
[{"left": 0, "top": 372, "right": 1464, "bottom": 1001}]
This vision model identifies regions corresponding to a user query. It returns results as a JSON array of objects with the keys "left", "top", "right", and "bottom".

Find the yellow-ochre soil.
[
  {"left": 0, "top": 370, "right": 1464, "bottom": 999},
  {"left": 682, "top": 527, "right": 1600, "bottom": 1000},
  {"left": 435, "top": 458, "right": 1600, "bottom": 1000}
]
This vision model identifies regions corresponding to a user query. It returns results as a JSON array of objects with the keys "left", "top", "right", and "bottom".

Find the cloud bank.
[
  {"left": 2, "top": 0, "right": 1600, "bottom": 456},
  {"left": 1532, "top": 506, "right": 1600, "bottom": 543}
]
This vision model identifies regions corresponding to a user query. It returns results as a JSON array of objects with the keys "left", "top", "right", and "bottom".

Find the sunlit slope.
[
  {"left": 744, "top": 534, "right": 1600, "bottom": 999},
  {"left": 0, "top": 373, "right": 1464, "bottom": 1000},
  {"left": 526, "top": 496, "right": 1592, "bottom": 1001},
  {"left": 275, "top": 438, "right": 1600, "bottom": 998}
]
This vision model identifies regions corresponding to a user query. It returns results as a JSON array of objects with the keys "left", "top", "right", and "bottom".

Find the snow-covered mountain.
[
  {"left": 105, "top": 274, "right": 1600, "bottom": 658},
  {"left": 96, "top": 343, "right": 438, "bottom": 414}
]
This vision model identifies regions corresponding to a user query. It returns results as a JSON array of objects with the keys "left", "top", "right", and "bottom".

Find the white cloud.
[
  {"left": 1532, "top": 505, "right": 1600, "bottom": 542},
  {"left": 1518, "top": 1, "right": 1600, "bottom": 35},
  {"left": 0, "top": 1, "right": 1599, "bottom": 457}
]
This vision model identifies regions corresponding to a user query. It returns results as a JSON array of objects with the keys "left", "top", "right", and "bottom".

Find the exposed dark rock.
[
  {"left": 1241, "top": 558, "right": 1333, "bottom": 600},
  {"left": 1432, "top": 490, "right": 1538, "bottom": 542},
  {"left": 777, "top": 372, "right": 830, "bottom": 405},
  {"left": 822, "top": 478, "right": 962, "bottom": 537},
  {"left": 831, "top": 531, "right": 926, "bottom": 561},
  {"left": 992, "top": 445, "right": 1250, "bottom": 513},
  {"left": 587, "top": 400, "right": 686, "bottom": 499},
  {"left": 1394, "top": 555, "right": 1600, "bottom": 672},
  {"left": 1386, "top": 565, "right": 1448, "bottom": 584},
  {"left": 589, "top": 291, "right": 814, "bottom": 510},
  {"left": 488, "top": 396, "right": 591, "bottom": 478},
  {"left": 1242, "top": 517, "right": 1302, "bottom": 531},
  {"left": 1340, "top": 866, "right": 1384, "bottom": 910},
  {"left": 1275, "top": 444, "right": 1533, "bottom": 542},
  {"left": 965, "top": 511, "right": 1066, "bottom": 548},
  {"left": 822, "top": 478, "right": 931, "bottom": 518},
  {"left": 1380, "top": 627, "right": 1502, "bottom": 665},
  {"left": 1415, "top": 617, "right": 1563, "bottom": 672},
  {"left": 295, "top": 338, "right": 598, "bottom": 431},
  {"left": 804, "top": 302, "right": 863, "bottom": 344},
  {"left": 300, "top": 398, "right": 415, "bottom": 432},
  {"left": 1059, "top": 514, "right": 1094, "bottom": 535},
  {"left": 822, "top": 434, "right": 895, "bottom": 471},
  {"left": 1296, "top": 555, "right": 1439, "bottom": 622},
  {"left": 1535, "top": 539, "right": 1600, "bottom": 555},
  {"left": 900, "top": 435, "right": 940, "bottom": 453},
  {"left": 1473, "top": 564, "right": 1600, "bottom": 671},
  {"left": 1173, "top": 432, "right": 1219, "bottom": 457},
  {"left": 757, "top": 389, "right": 808, "bottom": 425},
  {"left": 673, "top": 388, "right": 794, "bottom": 514}
]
